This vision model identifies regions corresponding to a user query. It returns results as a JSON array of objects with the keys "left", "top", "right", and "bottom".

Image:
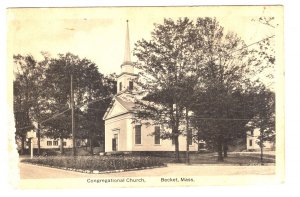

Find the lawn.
[
  {"left": 149, "top": 152, "right": 275, "bottom": 165},
  {"left": 21, "top": 155, "right": 165, "bottom": 172}
]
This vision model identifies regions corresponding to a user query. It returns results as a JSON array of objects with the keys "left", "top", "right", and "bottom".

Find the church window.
[
  {"left": 249, "top": 139, "right": 253, "bottom": 146},
  {"left": 119, "top": 82, "right": 122, "bottom": 91},
  {"left": 135, "top": 125, "right": 141, "bottom": 144},
  {"left": 129, "top": 81, "right": 133, "bottom": 91},
  {"left": 154, "top": 126, "right": 160, "bottom": 144}
]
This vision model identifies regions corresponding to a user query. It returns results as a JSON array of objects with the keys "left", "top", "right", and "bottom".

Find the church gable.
[{"left": 104, "top": 98, "right": 130, "bottom": 120}]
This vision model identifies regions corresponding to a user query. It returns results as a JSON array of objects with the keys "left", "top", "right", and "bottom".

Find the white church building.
[{"left": 103, "top": 21, "right": 198, "bottom": 154}]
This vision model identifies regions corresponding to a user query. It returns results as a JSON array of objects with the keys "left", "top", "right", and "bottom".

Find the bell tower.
[{"left": 117, "top": 20, "right": 137, "bottom": 94}]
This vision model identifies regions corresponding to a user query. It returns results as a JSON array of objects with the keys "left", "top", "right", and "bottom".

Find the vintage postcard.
[{"left": 7, "top": 6, "right": 284, "bottom": 189}]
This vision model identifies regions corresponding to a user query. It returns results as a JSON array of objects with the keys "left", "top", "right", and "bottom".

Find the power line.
[
  {"left": 75, "top": 95, "right": 113, "bottom": 110},
  {"left": 188, "top": 117, "right": 270, "bottom": 121},
  {"left": 15, "top": 34, "right": 275, "bottom": 131},
  {"left": 194, "top": 34, "right": 276, "bottom": 71},
  {"left": 15, "top": 108, "right": 71, "bottom": 130},
  {"left": 40, "top": 108, "right": 71, "bottom": 124},
  {"left": 230, "top": 35, "right": 275, "bottom": 55},
  {"left": 15, "top": 125, "right": 34, "bottom": 131},
  {"left": 15, "top": 96, "right": 112, "bottom": 130}
]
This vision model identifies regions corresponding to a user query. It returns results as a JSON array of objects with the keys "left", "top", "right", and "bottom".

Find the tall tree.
[
  {"left": 247, "top": 85, "right": 275, "bottom": 164},
  {"left": 78, "top": 73, "right": 117, "bottom": 154},
  {"left": 133, "top": 16, "right": 275, "bottom": 163},
  {"left": 190, "top": 17, "right": 275, "bottom": 161},
  {"left": 133, "top": 18, "right": 197, "bottom": 162},
  {"left": 41, "top": 53, "right": 115, "bottom": 154},
  {"left": 13, "top": 54, "right": 47, "bottom": 154}
]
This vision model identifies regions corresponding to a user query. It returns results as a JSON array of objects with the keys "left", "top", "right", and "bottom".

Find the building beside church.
[
  {"left": 246, "top": 129, "right": 275, "bottom": 151},
  {"left": 103, "top": 21, "right": 198, "bottom": 153}
]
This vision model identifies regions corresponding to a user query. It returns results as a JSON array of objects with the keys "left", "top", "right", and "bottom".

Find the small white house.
[
  {"left": 103, "top": 21, "right": 198, "bottom": 153},
  {"left": 31, "top": 137, "right": 73, "bottom": 149},
  {"left": 246, "top": 128, "right": 275, "bottom": 151}
]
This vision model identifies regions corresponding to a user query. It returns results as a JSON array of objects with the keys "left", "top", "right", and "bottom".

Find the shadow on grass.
[{"left": 153, "top": 152, "right": 275, "bottom": 165}]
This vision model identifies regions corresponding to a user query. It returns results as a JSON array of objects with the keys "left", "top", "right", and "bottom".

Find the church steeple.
[
  {"left": 117, "top": 20, "right": 137, "bottom": 94},
  {"left": 123, "top": 20, "right": 131, "bottom": 65},
  {"left": 121, "top": 20, "right": 134, "bottom": 73}
]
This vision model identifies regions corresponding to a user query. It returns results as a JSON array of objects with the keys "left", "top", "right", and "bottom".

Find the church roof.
[
  {"left": 115, "top": 96, "right": 135, "bottom": 111},
  {"left": 102, "top": 95, "right": 135, "bottom": 120}
]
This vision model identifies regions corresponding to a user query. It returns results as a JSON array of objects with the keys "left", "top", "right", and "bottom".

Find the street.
[{"left": 19, "top": 162, "right": 275, "bottom": 179}]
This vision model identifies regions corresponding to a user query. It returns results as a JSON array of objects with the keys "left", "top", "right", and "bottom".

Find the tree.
[
  {"left": 190, "top": 17, "right": 275, "bottom": 161},
  {"left": 13, "top": 54, "right": 47, "bottom": 154},
  {"left": 78, "top": 73, "right": 116, "bottom": 154},
  {"left": 41, "top": 53, "right": 115, "bottom": 154},
  {"left": 133, "top": 18, "right": 197, "bottom": 162},
  {"left": 134, "top": 16, "right": 275, "bottom": 163},
  {"left": 247, "top": 85, "right": 275, "bottom": 164}
]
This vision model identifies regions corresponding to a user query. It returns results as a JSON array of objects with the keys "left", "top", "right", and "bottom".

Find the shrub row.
[{"left": 21, "top": 155, "right": 165, "bottom": 171}]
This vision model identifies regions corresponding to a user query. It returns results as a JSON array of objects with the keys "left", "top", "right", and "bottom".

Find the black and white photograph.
[{"left": 6, "top": 5, "right": 284, "bottom": 189}]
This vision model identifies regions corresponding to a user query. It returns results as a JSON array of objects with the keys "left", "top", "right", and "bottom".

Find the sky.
[{"left": 7, "top": 6, "right": 280, "bottom": 76}]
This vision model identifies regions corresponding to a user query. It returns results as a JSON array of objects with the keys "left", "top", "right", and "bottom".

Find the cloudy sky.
[{"left": 8, "top": 6, "right": 279, "bottom": 75}]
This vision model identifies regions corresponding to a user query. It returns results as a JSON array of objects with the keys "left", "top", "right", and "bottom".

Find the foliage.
[
  {"left": 190, "top": 18, "right": 275, "bottom": 161},
  {"left": 13, "top": 53, "right": 116, "bottom": 154},
  {"left": 133, "top": 18, "right": 199, "bottom": 161},
  {"left": 133, "top": 17, "right": 275, "bottom": 162},
  {"left": 13, "top": 54, "right": 47, "bottom": 153}
]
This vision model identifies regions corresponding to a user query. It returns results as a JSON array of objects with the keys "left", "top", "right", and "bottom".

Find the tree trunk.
[
  {"left": 89, "top": 136, "right": 93, "bottom": 155},
  {"left": 37, "top": 124, "right": 41, "bottom": 155},
  {"left": 260, "top": 144, "right": 263, "bottom": 165},
  {"left": 217, "top": 135, "right": 224, "bottom": 162},
  {"left": 174, "top": 135, "right": 180, "bottom": 162},
  {"left": 185, "top": 108, "right": 190, "bottom": 165},
  {"left": 60, "top": 137, "right": 64, "bottom": 154},
  {"left": 260, "top": 131, "right": 264, "bottom": 165},
  {"left": 28, "top": 138, "right": 31, "bottom": 155},
  {"left": 223, "top": 139, "right": 228, "bottom": 158},
  {"left": 20, "top": 135, "right": 25, "bottom": 155}
]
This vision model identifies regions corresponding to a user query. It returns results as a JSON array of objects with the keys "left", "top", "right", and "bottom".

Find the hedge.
[{"left": 21, "top": 155, "right": 165, "bottom": 172}]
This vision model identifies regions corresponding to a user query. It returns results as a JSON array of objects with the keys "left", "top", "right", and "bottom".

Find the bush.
[{"left": 21, "top": 155, "right": 165, "bottom": 172}]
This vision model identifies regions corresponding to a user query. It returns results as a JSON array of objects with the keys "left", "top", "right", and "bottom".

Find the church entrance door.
[{"left": 112, "top": 134, "right": 118, "bottom": 151}]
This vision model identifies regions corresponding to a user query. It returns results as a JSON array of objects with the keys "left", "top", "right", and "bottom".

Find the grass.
[
  {"left": 146, "top": 152, "right": 275, "bottom": 165},
  {"left": 21, "top": 155, "right": 165, "bottom": 172}
]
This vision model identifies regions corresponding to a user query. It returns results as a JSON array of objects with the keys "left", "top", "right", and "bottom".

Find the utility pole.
[{"left": 71, "top": 74, "right": 76, "bottom": 156}]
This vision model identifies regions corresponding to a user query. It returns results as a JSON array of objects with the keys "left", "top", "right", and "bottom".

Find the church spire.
[
  {"left": 117, "top": 20, "right": 137, "bottom": 94},
  {"left": 123, "top": 20, "right": 131, "bottom": 65}
]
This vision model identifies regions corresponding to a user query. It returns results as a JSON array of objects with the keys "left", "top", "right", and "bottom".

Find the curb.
[{"left": 21, "top": 162, "right": 167, "bottom": 174}]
